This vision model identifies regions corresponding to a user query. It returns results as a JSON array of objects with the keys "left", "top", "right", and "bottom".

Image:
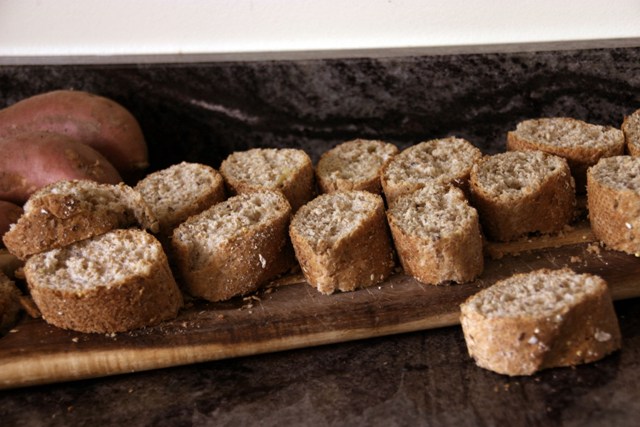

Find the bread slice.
[
  {"left": 507, "top": 117, "right": 625, "bottom": 191},
  {"left": 2, "top": 180, "right": 158, "bottom": 260},
  {"left": 135, "top": 162, "right": 225, "bottom": 236},
  {"left": 316, "top": 139, "right": 398, "bottom": 194},
  {"left": 172, "top": 190, "right": 294, "bottom": 302},
  {"left": 622, "top": 108, "right": 640, "bottom": 156},
  {"left": 0, "top": 271, "right": 21, "bottom": 334},
  {"left": 387, "top": 184, "right": 483, "bottom": 285},
  {"left": 587, "top": 155, "right": 640, "bottom": 255},
  {"left": 289, "top": 191, "right": 395, "bottom": 294},
  {"left": 380, "top": 137, "right": 482, "bottom": 204},
  {"left": 460, "top": 268, "right": 621, "bottom": 376},
  {"left": 469, "top": 151, "right": 576, "bottom": 242},
  {"left": 24, "top": 229, "right": 183, "bottom": 333},
  {"left": 220, "top": 148, "right": 315, "bottom": 212}
]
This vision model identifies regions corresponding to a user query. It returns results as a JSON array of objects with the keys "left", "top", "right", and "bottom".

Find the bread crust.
[
  {"left": 289, "top": 191, "right": 395, "bottom": 294},
  {"left": 387, "top": 187, "right": 483, "bottom": 285},
  {"left": 507, "top": 117, "right": 625, "bottom": 191},
  {"left": 469, "top": 152, "right": 576, "bottom": 242},
  {"left": 587, "top": 156, "right": 640, "bottom": 254},
  {"left": 172, "top": 191, "right": 295, "bottom": 302},
  {"left": 460, "top": 269, "right": 621, "bottom": 376},
  {"left": 24, "top": 230, "right": 183, "bottom": 333}
]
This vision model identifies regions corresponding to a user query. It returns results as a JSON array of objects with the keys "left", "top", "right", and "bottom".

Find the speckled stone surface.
[
  {"left": 1, "top": 47, "right": 639, "bottom": 173},
  {"left": 2, "top": 46, "right": 640, "bottom": 426}
]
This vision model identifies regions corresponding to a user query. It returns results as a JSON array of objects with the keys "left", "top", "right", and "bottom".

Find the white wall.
[{"left": 1, "top": 0, "right": 640, "bottom": 63}]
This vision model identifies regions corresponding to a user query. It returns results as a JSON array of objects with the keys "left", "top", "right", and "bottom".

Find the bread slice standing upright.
[
  {"left": 622, "top": 108, "right": 640, "bottom": 156},
  {"left": 587, "top": 155, "right": 640, "bottom": 255},
  {"left": 220, "top": 148, "right": 314, "bottom": 212},
  {"left": 135, "top": 161, "right": 225, "bottom": 236},
  {"left": 469, "top": 150, "right": 576, "bottom": 242},
  {"left": 386, "top": 184, "right": 483, "bottom": 285},
  {"left": 460, "top": 268, "right": 621, "bottom": 376},
  {"left": 507, "top": 117, "right": 625, "bottom": 191},
  {"left": 380, "top": 137, "right": 482, "bottom": 204},
  {"left": 289, "top": 191, "right": 395, "bottom": 294},
  {"left": 172, "top": 190, "right": 294, "bottom": 302},
  {"left": 3, "top": 180, "right": 158, "bottom": 260},
  {"left": 24, "top": 229, "right": 183, "bottom": 333},
  {"left": 316, "top": 139, "right": 398, "bottom": 194}
]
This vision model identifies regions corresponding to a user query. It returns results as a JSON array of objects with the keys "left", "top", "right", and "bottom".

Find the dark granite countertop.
[{"left": 1, "top": 45, "right": 640, "bottom": 426}]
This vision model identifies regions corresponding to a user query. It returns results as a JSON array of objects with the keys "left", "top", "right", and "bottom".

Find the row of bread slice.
[{"left": 3, "top": 111, "right": 640, "bottom": 336}]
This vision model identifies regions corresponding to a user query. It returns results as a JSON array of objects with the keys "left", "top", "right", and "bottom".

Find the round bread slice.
[
  {"left": 380, "top": 137, "right": 482, "bottom": 205},
  {"left": 135, "top": 161, "right": 225, "bottom": 236},
  {"left": 469, "top": 150, "right": 576, "bottom": 242},
  {"left": 289, "top": 191, "right": 395, "bottom": 294},
  {"left": 622, "top": 108, "right": 640, "bottom": 156},
  {"left": 220, "top": 148, "right": 314, "bottom": 212},
  {"left": 387, "top": 184, "right": 483, "bottom": 285},
  {"left": 316, "top": 139, "right": 398, "bottom": 194},
  {"left": 507, "top": 117, "right": 625, "bottom": 192},
  {"left": 460, "top": 268, "right": 621, "bottom": 376},
  {"left": 0, "top": 271, "right": 21, "bottom": 334},
  {"left": 587, "top": 155, "right": 640, "bottom": 255},
  {"left": 24, "top": 229, "right": 183, "bottom": 333},
  {"left": 2, "top": 179, "right": 158, "bottom": 260},
  {"left": 172, "top": 190, "right": 295, "bottom": 302}
]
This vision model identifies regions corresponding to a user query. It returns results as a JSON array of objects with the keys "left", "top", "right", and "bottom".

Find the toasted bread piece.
[
  {"left": 0, "top": 271, "right": 21, "bottom": 334},
  {"left": 381, "top": 137, "right": 482, "bottom": 204},
  {"left": 460, "top": 268, "right": 621, "bottom": 376},
  {"left": 469, "top": 151, "right": 576, "bottom": 242},
  {"left": 172, "top": 190, "right": 295, "bottom": 302},
  {"left": 289, "top": 191, "right": 395, "bottom": 294},
  {"left": 587, "top": 155, "right": 640, "bottom": 255},
  {"left": 387, "top": 184, "right": 483, "bottom": 285},
  {"left": 3, "top": 180, "right": 158, "bottom": 260},
  {"left": 316, "top": 139, "right": 398, "bottom": 194},
  {"left": 24, "top": 229, "right": 182, "bottom": 333},
  {"left": 622, "top": 108, "right": 640, "bottom": 156},
  {"left": 135, "top": 162, "right": 225, "bottom": 236},
  {"left": 507, "top": 117, "right": 625, "bottom": 191},
  {"left": 220, "top": 148, "right": 314, "bottom": 212}
]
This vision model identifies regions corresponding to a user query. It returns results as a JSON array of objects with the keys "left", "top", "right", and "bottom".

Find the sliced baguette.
[
  {"left": 220, "top": 148, "right": 314, "bottom": 212},
  {"left": 135, "top": 161, "right": 225, "bottom": 236},
  {"left": 381, "top": 137, "right": 482, "bottom": 204},
  {"left": 172, "top": 190, "right": 294, "bottom": 302},
  {"left": 587, "top": 155, "right": 640, "bottom": 255},
  {"left": 387, "top": 184, "right": 483, "bottom": 285},
  {"left": 3, "top": 180, "right": 158, "bottom": 260},
  {"left": 316, "top": 139, "right": 398, "bottom": 194},
  {"left": 460, "top": 268, "right": 621, "bottom": 376},
  {"left": 469, "top": 150, "right": 576, "bottom": 242},
  {"left": 289, "top": 191, "right": 395, "bottom": 294},
  {"left": 622, "top": 108, "right": 640, "bottom": 156},
  {"left": 507, "top": 117, "right": 625, "bottom": 191},
  {"left": 24, "top": 229, "right": 183, "bottom": 333}
]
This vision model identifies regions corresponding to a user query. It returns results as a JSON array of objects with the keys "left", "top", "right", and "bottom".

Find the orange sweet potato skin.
[
  {"left": 0, "top": 90, "right": 148, "bottom": 174},
  {"left": 0, "top": 200, "right": 22, "bottom": 239},
  {"left": 0, "top": 132, "right": 122, "bottom": 204}
]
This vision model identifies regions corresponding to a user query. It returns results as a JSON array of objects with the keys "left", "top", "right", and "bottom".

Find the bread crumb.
[
  {"left": 569, "top": 256, "right": 582, "bottom": 263},
  {"left": 71, "top": 337, "right": 79, "bottom": 343},
  {"left": 586, "top": 243, "right": 602, "bottom": 255}
]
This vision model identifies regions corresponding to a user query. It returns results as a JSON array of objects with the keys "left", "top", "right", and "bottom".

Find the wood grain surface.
[{"left": 1, "top": 223, "right": 639, "bottom": 390}]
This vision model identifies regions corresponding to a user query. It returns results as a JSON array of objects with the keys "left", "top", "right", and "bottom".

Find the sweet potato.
[
  {"left": 0, "top": 132, "right": 122, "bottom": 204},
  {"left": 0, "top": 90, "right": 148, "bottom": 174},
  {"left": 0, "top": 201, "right": 22, "bottom": 240}
]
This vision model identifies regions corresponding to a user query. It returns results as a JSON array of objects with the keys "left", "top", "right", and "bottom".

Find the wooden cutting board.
[{"left": 1, "top": 223, "right": 640, "bottom": 390}]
